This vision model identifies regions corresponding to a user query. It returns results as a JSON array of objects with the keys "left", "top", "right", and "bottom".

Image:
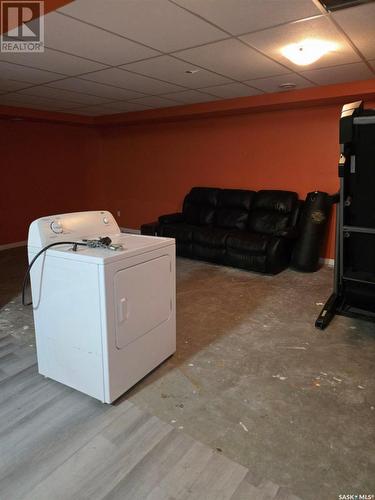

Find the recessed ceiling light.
[
  {"left": 281, "top": 38, "right": 337, "bottom": 66},
  {"left": 185, "top": 69, "right": 200, "bottom": 74},
  {"left": 279, "top": 83, "right": 297, "bottom": 90}
]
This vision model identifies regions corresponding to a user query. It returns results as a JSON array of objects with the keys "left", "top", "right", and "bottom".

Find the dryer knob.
[
  {"left": 103, "top": 217, "right": 109, "bottom": 224},
  {"left": 50, "top": 220, "right": 63, "bottom": 234}
]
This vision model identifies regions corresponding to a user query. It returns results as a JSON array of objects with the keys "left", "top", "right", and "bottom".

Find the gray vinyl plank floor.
[{"left": 0, "top": 338, "right": 302, "bottom": 500}]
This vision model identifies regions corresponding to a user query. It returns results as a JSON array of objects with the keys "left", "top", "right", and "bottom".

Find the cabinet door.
[{"left": 114, "top": 255, "right": 172, "bottom": 349}]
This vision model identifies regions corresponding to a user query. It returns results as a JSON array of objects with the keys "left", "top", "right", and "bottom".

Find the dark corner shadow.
[{"left": 0, "top": 246, "right": 28, "bottom": 309}]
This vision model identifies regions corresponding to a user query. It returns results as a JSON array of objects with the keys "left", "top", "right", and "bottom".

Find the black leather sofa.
[{"left": 142, "top": 187, "right": 302, "bottom": 274}]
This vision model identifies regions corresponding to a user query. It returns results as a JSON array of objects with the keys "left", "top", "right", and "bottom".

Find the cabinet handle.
[{"left": 118, "top": 297, "right": 128, "bottom": 323}]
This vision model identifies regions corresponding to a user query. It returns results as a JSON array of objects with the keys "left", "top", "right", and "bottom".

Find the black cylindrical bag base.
[{"left": 291, "top": 191, "right": 332, "bottom": 272}]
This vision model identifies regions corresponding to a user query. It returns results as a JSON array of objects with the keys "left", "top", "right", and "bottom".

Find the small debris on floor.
[
  {"left": 161, "top": 393, "right": 169, "bottom": 399},
  {"left": 320, "top": 371, "right": 328, "bottom": 376},
  {"left": 358, "top": 385, "right": 365, "bottom": 390},
  {"left": 188, "top": 363, "right": 194, "bottom": 367},
  {"left": 316, "top": 302, "right": 324, "bottom": 306},
  {"left": 216, "top": 447, "right": 223, "bottom": 453},
  {"left": 333, "top": 377, "right": 342, "bottom": 383},
  {"left": 23, "top": 326, "right": 29, "bottom": 330},
  {"left": 239, "top": 421, "right": 249, "bottom": 432},
  {"left": 171, "top": 419, "right": 177, "bottom": 424},
  {"left": 272, "top": 374, "right": 287, "bottom": 381},
  {"left": 178, "top": 426, "right": 184, "bottom": 430},
  {"left": 176, "top": 403, "right": 184, "bottom": 408}
]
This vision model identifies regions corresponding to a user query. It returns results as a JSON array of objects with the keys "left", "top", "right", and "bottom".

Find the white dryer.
[{"left": 28, "top": 211, "right": 176, "bottom": 403}]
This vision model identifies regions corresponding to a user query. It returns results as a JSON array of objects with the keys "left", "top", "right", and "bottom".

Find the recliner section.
[{"left": 155, "top": 187, "right": 301, "bottom": 274}]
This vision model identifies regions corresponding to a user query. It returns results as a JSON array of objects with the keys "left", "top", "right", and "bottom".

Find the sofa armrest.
[
  {"left": 141, "top": 221, "right": 159, "bottom": 236},
  {"left": 266, "top": 236, "right": 294, "bottom": 274},
  {"left": 158, "top": 212, "right": 185, "bottom": 224}
]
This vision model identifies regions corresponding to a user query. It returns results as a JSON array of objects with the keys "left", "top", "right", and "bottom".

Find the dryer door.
[{"left": 114, "top": 255, "right": 172, "bottom": 349}]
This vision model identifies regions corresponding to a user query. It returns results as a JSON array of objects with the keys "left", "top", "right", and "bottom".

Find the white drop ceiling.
[{"left": 0, "top": 0, "right": 374, "bottom": 117}]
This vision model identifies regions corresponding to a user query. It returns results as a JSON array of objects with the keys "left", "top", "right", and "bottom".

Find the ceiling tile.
[
  {"left": 0, "top": 102, "right": 69, "bottom": 112},
  {"left": 332, "top": 3, "right": 375, "bottom": 59},
  {"left": 67, "top": 107, "right": 106, "bottom": 116},
  {"left": 300, "top": 62, "right": 374, "bottom": 85},
  {"left": 0, "top": 92, "right": 81, "bottom": 110},
  {"left": 47, "top": 78, "right": 144, "bottom": 99},
  {"left": 81, "top": 68, "right": 183, "bottom": 94},
  {"left": 129, "top": 96, "right": 181, "bottom": 108},
  {"left": 245, "top": 73, "right": 314, "bottom": 92},
  {"left": 240, "top": 16, "right": 360, "bottom": 71},
  {"left": 44, "top": 12, "right": 160, "bottom": 65},
  {"left": 121, "top": 55, "right": 232, "bottom": 88},
  {"left": 105, "top": 101, "right": 153, "bottom": 112},
  {"left": 72, "top": 101, "right": 152, "bottom": 116},
  {"left": 17, "top": 85, "right": 113, "bottom": 105},
  {"left": 0, "top": 79, "right": 33, "bottom": 94},
  {"left": 0, "top": 48, "right": 106, "bottom": 76},
  {"left": 0, "top": 61, "right": 63, "bottom": 84},
  {"left": 58, "top": 0, "right": 228, "bottom": 52},
  {"left": 173, "top": 0, "right": 320, "bottom": 36},
  {"left": 161, "top": 89, "right": 219, "bottom": 104},
  {"left": 199, "top": 82, "right": 262, "bottom": 98},
  {"left": 175, "top": 38, "right": 289, "bottom": 81}
]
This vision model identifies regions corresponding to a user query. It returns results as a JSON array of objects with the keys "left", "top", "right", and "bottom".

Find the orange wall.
[
  {"left": 94, "top": 103, "right": 343, "bottom": 258},
  {"left": 2, "top": 93, "right": 374, "bottom": 258},
  {"left": 0, "top": 119, "right": 98, "bottom": 244}
]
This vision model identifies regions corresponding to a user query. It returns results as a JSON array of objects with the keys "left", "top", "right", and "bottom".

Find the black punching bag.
[{"left": 291, "top": 191, "right": 332, "bottom": 272}]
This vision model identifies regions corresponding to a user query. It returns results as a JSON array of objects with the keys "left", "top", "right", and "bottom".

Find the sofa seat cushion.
[
  {"left": 226, "top": 231, "right": 271, "bottom": 254},
  {"left": 160, "top": 223, "right": 195, "bottom": 242},
  {"left": 193, "top": 227, "right": 229, "bottom": 248}
]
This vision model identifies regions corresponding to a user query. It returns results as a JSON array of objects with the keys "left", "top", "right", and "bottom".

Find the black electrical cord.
[{"left": 22, "top": 241, "right": 88, "bottom": 306}]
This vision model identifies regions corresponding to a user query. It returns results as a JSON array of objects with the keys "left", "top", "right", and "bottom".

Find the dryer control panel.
[{"left": 28, "top": 211, "right": 120, "bottom": 248}]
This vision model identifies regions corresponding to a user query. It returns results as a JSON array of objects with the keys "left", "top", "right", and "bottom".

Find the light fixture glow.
[{"left": 281, "top": 38, "right": 337, "bottom": 66}]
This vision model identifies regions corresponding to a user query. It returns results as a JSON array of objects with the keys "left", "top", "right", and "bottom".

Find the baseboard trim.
[
  {"left": 120, "top": 227, "right": 141, "bottom": 234},
  {"left": 0, "top": 240, "right": 27, "bottom": 251},
  {"left": 320, "top": 257, "right": 334, "bottom": 267}
]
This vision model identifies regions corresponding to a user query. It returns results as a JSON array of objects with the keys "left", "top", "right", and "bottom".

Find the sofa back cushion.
[
  {"left": 248, "top": 190, "right": 298, "bottom": 235},
  {"left": 216, "top": 189, "right": 255, "bottom": 230},
  {"left": 183, "top": 187, "right": 221, "bottom": 225}
]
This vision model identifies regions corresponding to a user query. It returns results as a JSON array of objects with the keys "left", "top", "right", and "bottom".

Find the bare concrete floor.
[{"left": 1, "top": 247, "right": 374, "bottom": 500}]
